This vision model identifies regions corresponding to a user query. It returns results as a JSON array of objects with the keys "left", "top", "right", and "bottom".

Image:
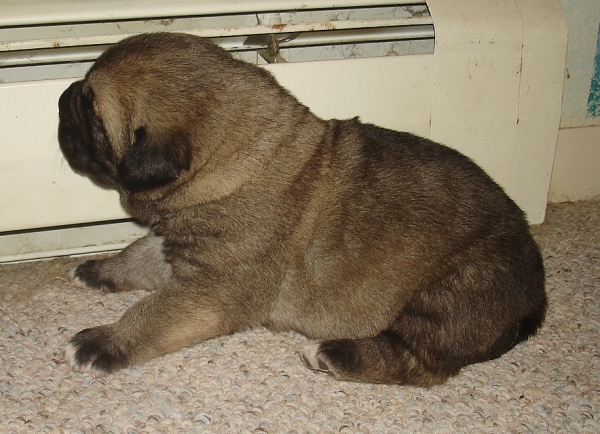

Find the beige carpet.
[{"left": 1, "top": 200, "right": 598, "bottom": 433}]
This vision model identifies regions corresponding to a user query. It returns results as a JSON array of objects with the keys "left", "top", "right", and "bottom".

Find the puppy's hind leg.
[
  {"left": 71, "top": 234, "right": 172, "bottom": 292},
  {"left": 299, "top": 256, "right": 545, "bottom": 386}
]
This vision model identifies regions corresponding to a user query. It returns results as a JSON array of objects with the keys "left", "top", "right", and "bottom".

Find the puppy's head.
[
  {"left": 58, "top": 81, "right": 191, "bottom": 193},
  {"left": 58, "top": 81, "right": 191, "bottom": 192},
  {"left": 59, "top": 31, "right": 304, "bottom": 208},
  {"left": 57, "top": 33, "right": 228, "bottom": 193}
]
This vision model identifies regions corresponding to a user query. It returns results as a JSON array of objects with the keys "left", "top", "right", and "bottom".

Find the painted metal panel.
[
  {"left": 510, "top": 0, "right": 568, "bottom": 224},
  {"left": 0, "top": 79, "right": 129, "bottom": 231},
  {"left": 427, "top": 0, "right": 567, "bottom": 223},
  {"left": 0, "top": 55, "right": 433, "bottom": 233},
  {"left": 264, "top": 54, "right": 433, "bottom": 137},
  {"left": 427, "top": 0, "right": 523, "bottom": 191}
]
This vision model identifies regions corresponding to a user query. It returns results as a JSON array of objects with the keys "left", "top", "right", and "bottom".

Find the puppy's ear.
[{"left": 118, "top": 127, "right": 191, "bottom": 192}]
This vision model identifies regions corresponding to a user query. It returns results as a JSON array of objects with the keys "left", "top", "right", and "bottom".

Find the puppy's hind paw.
[
  {"left": 298, "top": 342, "right": 334, "bottom": 374},
  {"left": 298, "top": 339, "right": 365, "bottom": 382}
]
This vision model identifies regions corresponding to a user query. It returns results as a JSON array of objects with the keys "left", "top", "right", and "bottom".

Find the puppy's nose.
[{"left": 58, "top": 80, "right": 84, "bottom": 117}]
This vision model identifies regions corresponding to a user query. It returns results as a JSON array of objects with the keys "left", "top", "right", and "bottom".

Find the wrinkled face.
[
  {"left": 57, "top": 32, "right": 251, "bottom": 196},
  {"left": 57, "top": 74, "right": 192, "bottom": 193},
  {"left": 56, "top": 33, "right": 217, "bottom": 196},
  {"left": 58, "top": 80, "right": 120, "bottom": 189}
]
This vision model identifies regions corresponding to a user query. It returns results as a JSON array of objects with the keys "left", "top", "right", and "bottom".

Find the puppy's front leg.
[
  {"left": 65, "top": 285, "right": 226, "bottom": 373},
  {"left": 71, "top": 234, "right": 172, "bottom": 292}
]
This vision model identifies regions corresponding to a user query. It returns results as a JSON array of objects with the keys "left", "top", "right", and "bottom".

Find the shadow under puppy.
[{"left": 58, "top": 32, "right": 546, "bottom": 387}]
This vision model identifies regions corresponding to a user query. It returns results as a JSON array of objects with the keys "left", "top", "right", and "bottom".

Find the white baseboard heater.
[{"left": 0, "top": 0, "right": 567, "bottom": 262}]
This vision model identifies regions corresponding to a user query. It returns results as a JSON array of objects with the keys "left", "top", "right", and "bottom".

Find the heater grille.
[{"left": 0, "top": 2, "right": 433, "bottom": 82}]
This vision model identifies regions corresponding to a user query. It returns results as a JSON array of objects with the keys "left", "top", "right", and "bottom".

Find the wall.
[{"left": 549, "top": 0, "right": 600, "bottom": 202}]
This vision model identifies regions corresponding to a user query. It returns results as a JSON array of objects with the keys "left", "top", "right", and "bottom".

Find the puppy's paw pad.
[
  {"left": 298, "top": 343, "right": 333, "bottom": 373},
  {"left": 64, "top": 327, "right": 129, "bottom": 374},
  {"left": 70, "top": 260, "right": 117, "bottom": 292}
]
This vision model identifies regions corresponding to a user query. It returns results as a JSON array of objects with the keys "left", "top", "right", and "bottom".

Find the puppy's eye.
[{"left": 134, "top": 127, "right": 148, "bottom": 143}]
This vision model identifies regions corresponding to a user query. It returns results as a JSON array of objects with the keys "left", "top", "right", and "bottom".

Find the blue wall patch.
[{"left": 587, "top": 22, "right": 600, "bottom": 118}]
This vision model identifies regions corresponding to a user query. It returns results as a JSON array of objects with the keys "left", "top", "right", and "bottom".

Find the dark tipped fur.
[
  {"left": 73, "top": 260, "right": 117, "bottom": 292},
  {"left": 58, "top": 33, "right": 546, "bottom": 386},
  {"left": 118, "top": 127, "right": 192, "bottom": 192},
  {"left": 68, "top": 327, "right": 131, "bottom": 373}
]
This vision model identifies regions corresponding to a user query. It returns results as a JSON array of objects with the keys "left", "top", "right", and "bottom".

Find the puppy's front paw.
[
  {"left": 70, "top": 260, "right": 117, "bottom": 292},
  {"left": 64, "top": 326, "right": 130, "bottom": 374}
]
